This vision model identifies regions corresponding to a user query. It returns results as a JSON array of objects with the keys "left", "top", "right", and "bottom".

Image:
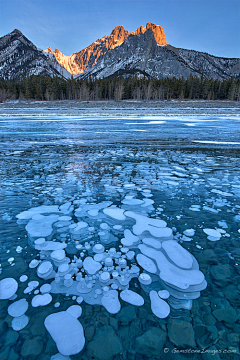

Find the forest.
[{"left": 0, "top": 75, "right": 239, "bottom": 102}]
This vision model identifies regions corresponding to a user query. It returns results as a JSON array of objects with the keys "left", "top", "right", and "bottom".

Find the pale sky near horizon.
[{"left": 0, "top": 0, "right": 239, "bottom": 58}]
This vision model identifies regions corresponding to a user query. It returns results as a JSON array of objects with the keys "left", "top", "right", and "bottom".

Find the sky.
[{"left": 0, "top": 0, "right": 239, "bottom": 58}]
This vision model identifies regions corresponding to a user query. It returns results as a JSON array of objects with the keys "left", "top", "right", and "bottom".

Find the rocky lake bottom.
[{"left": 0, "top": 100, "right": 240, "bottom": 360}]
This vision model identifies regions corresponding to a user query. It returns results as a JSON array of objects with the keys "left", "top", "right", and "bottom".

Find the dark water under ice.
[{"left": 0, "top": 101, "right": 240, "bottom": 360}]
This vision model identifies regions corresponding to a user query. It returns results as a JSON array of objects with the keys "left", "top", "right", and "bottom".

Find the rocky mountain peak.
[
  {"left": 131, "top": 22, "right": 167, "bottom": 45},
  {"left": 12, "top": 29, "right": 23, "bottom": 36}
]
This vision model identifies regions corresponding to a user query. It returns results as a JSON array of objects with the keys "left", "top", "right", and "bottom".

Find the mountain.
[
  {"left": 46, "top": 23, "right": 239, "bottom": 80},
  {"left": 77, "top": 29, "right": 240, "bottom": 80},
  {"left": 0, "top": 25, "right": 239, "bottom": 81},
  {"left": 0, "top": 29, "right": 71, "bottom": 80},
  {"left": 45, "top": 23, "right": 167, "bottom": 75}
]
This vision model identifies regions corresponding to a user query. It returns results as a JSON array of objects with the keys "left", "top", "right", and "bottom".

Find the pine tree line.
[{"left": 0, "top": 75, "right": 239, "bottom": 102}]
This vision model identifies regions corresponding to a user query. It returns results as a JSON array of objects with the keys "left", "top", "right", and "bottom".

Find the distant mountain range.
[{"left": 0, "top": 24, "right": 239, "bottom": 81}]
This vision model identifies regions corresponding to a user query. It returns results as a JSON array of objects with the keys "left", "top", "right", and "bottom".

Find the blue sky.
[{"left": 0, "top": 0, "right": 239, "bottom": 58}]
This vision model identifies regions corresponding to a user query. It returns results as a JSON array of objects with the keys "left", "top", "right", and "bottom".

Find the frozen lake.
[{"left": 0, "top": 101, "right": 240, "bottom": 360}]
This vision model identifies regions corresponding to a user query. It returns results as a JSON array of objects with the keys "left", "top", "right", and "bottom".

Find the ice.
[
  {"left": 125, "top": 211, "right": 172, "bottom": 239},
  {"left": 136, "top": 254, "right": 157, "bottom": 274},
  {"left": 83, "top": 257, "right": 102, "bottom": 275},
  {"left": 16, "top": 205, "right": 61, "bottom": 220},
  {"left": 121, "top": 229, "right": 140, "bottom": 247},
  {"left": 120, "top": 289, "right": 144, "bottom": 306},
  {"left": 149, "top": 290, "right": 170, "bottom": 319},
  {"left": 8, "top": 298, "right": 28, "bottom": 317},
  {"left": 142, "top": 237, "right": 162, "bottom": 249},
  {"left": 40, "top": 284, "right": 52, "bottom": 294},
  {"left": 12, "top": 314, "right": 29, "bottom": 331},
  {"left": 0, "top": 278, "right": 18, "bottom": 299},
  {"left": 37, "top": 261, "right": 55, "bottom": 279},
  {"left": 158, "top": 290, "right": 170, "bottom": 299},
  {"left": 26, "top": 214, "right": 59, "bottom": 239},
  {"left": 32, "top": 293, "right": 52, "bottom": 307},
  {"left": 35, "top": 240, "right": 67, "bottom": 251},
  {"left": 101, "top": 289, "right": 121, "bottom": 314},
  {"left": 29, "top": 259, "right": 41, "bottom": 268},
  {"left": 203, "top": 228, "right": 222, "bottom": 241},
  {"left": 4, "top": 108, "right": 237, "bottom": 338},
  {"left": 162, "top": 240, "right": 193, "bottom": 269},
  {"left": 44, "top": 308, "right": 85, "bottom": 356},
  {"left": 138, "top": 244, "right": 204, "bottom": 290},
  {"left": 138, "top": 273, "right": 152, "bottom": 285},
  {"left": 66, "top": 305, "right": 82, "bottom": 318},
  {"left": 183, "top": 229, "right": 195, "bottom": 237},
  {"left": 103, "top": 206, "right": 126, "bottom": 221}
]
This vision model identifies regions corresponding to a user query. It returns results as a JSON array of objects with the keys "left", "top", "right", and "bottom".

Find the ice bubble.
[
  {"left": 34, "top": 238, "right": 46, "bottom": 246},
  {"left": 121, "top": 229, "right": 139, "bottom": 247},
  {"left": 120, "top": 289, "right": 144, "bottom": 306},
  {"left": 51, "top": 249, "right": 66, "bottom": 264},
  {"left": 32, "top": 293, "right": 52, "bottom": 307},
  {"left": 26, "top": 214, "right": 59, "bottom": 238},
  {"left": 12, "top": 314, "right": 29, "bottom": 331},
  {"left": 16, "top": 246, "right": 23, "bottom": 253},
  {"left": 29, "top": 259, "right": 41, "bottom": 268},
  {"left": 83, "top": 257, "right": 102, "bottom": 275},
  {"left": 40, "top": 284, "right": 52, "bottom": 294},
  {"left": 183, "top": 229, "right": 195, "bottom": 237},
  {"left": 100, "top": 271, "right": 110, "bottom": 284},
  {"left": 19, "top": 275, "right": 28, "bottom": 282},
  {"left": 113, "top": 225, "right": 122, "bottom": 230},
  {"left": 218, "top": 220, "right": 228, "bottom": 229},
  {"left": 58, "top": 263, "right": 69, "bottom": 276},
  {"left": 122, "top": 197, "right": 144, "bottom": 206},
  {"left": 125, "top": 211, "right": 171, "bottom": 239},
  {"left": 158, "top": 290, "right": 170, "bottom": 299},
  {"left": 17, "top": 205, "right": 60, "bottom": 220},
  {"left": 76, "top": 296, "right": 83, "bottom": 304},
  {"left": 105, "top": 257, "right": 113, "bottom": 266},
  {"left": 0, "top": 278, "right": 18, "bottom": 300},
  {"left": 150, "top": 290, "right": 170, "bottom": 319},
  {"left": 142, "top": 237, "right": 162, "bottom": 249},
  {"left": 66, "top": 305, "right": 82, "bottom": 318},
  {"left": 126, "top": 251, "right": 135, "bottom": 260},
  {"left": 37, "top": 261, "right": 54, "bottom": 279},
  {"left": 55, "top": 302, "right": 61, "bottom": 308},
  {"left": 92, "top": 244, "right": 105, "bottom": 254},
  {"left": 139, "top": 244, "right": 204, "bottom": 290},
  {"left": 138, "top": 273, "right": 152, "bottom": 285},
  {"left": 64, "top": 274, "right": 73, "bottom": 287},
  {"left": 136, "top": 254, "right": 157, "bottom": 274},
  {"left": 203, "top": 228, "right": 221, "bottom": 237},
  {"left": 103, "top": 207, "right": 126, "bottom": 221},
  {"left": 181, "top": 235, "right": 192, "bottom": 242},
  {"left": 162, "top": 240, "right": 193, "bottom": 269},
  {"left": 44, "top": 310, "right": 85, "bottom": 356},
  {"left": 28, "top": 281, "right": 39, "bottom": 289},
  {"left": 203, "top": 228, "right": 221, "bottom": 241},
  {"left": 101, "top": 289, "right": 121, "bottom": 314},
  {"left": 8, "top": 298, "right": 28, "bottom": 317}
]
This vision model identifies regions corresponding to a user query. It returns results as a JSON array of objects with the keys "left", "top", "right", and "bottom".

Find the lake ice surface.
[{"left": 0, "top": 101, "right": 240, "bottom": 359}]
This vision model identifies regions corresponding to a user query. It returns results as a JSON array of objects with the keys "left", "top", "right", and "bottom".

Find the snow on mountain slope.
[
  {"left": 45, "top": 23, "right": 167, "bottom": 75},
  {"left": 0, "top": 29, "right": 72, "bottom": 80},
  {"left": 77, "top": 29, "right": 240, "bottom": 80},
  {"left": 0, "top": 25, "right": 239, "bottom": 81}
]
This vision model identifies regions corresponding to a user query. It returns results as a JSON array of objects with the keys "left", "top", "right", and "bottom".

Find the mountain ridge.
[
  {"left": 0, "top": 24, "right": 239, "bottom": 81},
  {"left": 0, "top": 29, "right": 71, "bottom": 80},
  {"left": 45, "top": 23, "right": 167, "bottom": 75}
]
